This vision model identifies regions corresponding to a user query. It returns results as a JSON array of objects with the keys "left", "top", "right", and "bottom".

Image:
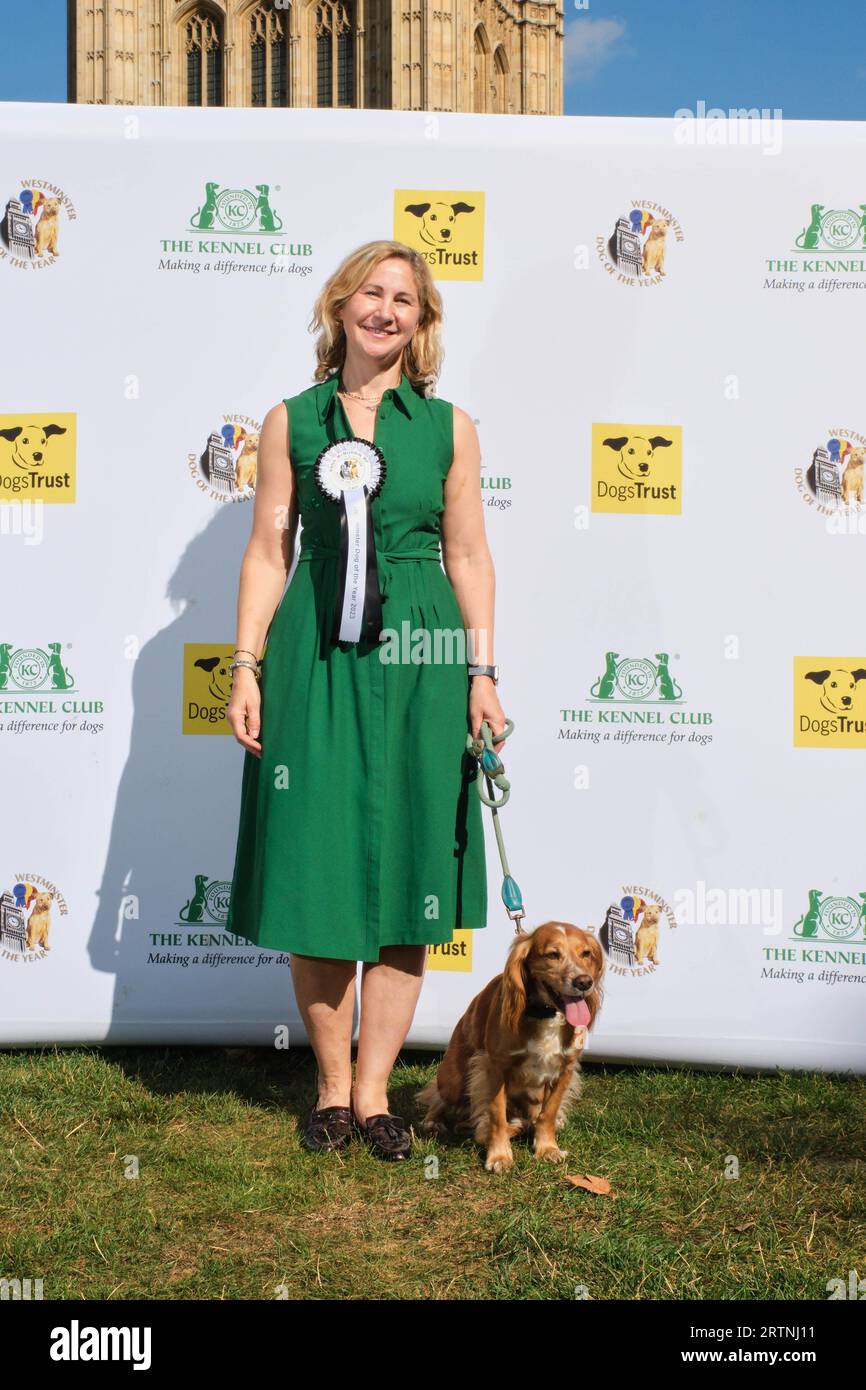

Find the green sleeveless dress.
[{"left": 225, "top": 368, "right": 488, "bottom": 962}]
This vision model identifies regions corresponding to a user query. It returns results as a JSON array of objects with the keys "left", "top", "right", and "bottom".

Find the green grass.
[{"left": 1, "top": 1046, "right": 863, "bottom": 1300}]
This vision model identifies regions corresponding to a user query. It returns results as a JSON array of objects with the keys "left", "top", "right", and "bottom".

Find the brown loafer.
[
  {"left": 302, "top": 1104, "right": 354, "bottom": 1153},
  {"left": 353, "top": 1110, "right": 412, "bottom": 1161}
]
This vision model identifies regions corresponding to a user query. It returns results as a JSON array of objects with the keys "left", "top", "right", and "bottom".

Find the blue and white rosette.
[{"left": 313, "top": 438, "right": 388, "bottom": 645}]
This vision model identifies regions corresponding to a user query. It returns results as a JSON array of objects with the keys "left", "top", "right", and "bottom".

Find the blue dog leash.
[{"left": 465, "top": 718, "right": 526, "bottom": 934}]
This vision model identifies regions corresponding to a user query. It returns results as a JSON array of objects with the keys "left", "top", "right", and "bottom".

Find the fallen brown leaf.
[{"left": 563, "top": 1173, "right": 614, "bottom": 1196}]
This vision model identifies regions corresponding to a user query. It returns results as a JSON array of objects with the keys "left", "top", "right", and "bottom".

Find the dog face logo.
[
  {"left": 394, "top": 190, "right": 485, "bottom": 279},
  {"left": 1, "top": 185, "right": 75, "bottom": 268},
  {"left": 597, "top": 203, "right": 684, "bottom": 285},
  {"left": 602, "top": 434, "right": 674, "bottom": 481},
  {"left": 0, "top": 423, "right": 67, "bottom": 472},
  {"left": 403, "top": 200, "right": 475, "bottom": 247},
  {"left": 0, "top": 413, "right": 76, "bottom": 501},
  {"left": 184, "top": 645, "right": 240, "bottom": 734},
  {"left": 799, "top": 434, "right": 866, "bottom": 517},
  {"left": 592, "top": 424, "right": 682, "bottom": 514},
  {"left": 192, "top": 416, "right": 260, "bottom": 501},
  {"left": 195, "top": 654, "right": 233, "bottom": 704},
  {"left": 803, "top": 667, "right": 866, "bottom": 714},
  {"left": 795, "top": 657, "right": 866, "bottom": 747}
]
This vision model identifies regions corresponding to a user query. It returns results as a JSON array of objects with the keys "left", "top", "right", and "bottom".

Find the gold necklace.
[{"left": 338, "top": 380, "right": 395, "bottom": 413}]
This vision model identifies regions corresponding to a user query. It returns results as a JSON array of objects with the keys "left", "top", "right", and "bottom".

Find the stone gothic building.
[{"left": 68, "top": 0, "right": 563, "bottom": 114}]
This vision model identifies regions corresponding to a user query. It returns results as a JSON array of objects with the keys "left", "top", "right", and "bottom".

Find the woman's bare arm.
[
  {"left": 441, "top": 405, "right": 495, "bottom": 665},
  {"left": 227, "top": 401, "right": 298, "bottom": 754},
  {"left": 441, "top": 406, "right": 506, "bottom": 740},
  {"left": 234, "top": 401, "right": 298, "bottom": 661}
]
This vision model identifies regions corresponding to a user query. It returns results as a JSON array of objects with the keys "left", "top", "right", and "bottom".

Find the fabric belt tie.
[{"left": 297, "top": 544, "right": 441, "bottom": 645}]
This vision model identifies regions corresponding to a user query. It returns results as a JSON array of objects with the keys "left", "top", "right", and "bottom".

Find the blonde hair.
[{"left": 308, "top": 240, "right": 444, "bottom": 396}]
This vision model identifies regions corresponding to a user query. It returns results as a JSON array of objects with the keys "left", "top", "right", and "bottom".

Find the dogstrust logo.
[
  {"left": 793, "top": 656, "right": 866, "bottom": 749},
  {"left": 596, "top": 202, "right": 684, "bottom": 286},
  {"left": 0, "top": 413, "right": 76, "bottom": 503},
  {"left": 393, "top": 190, "right": 485, "bottom": 280},
  {"left": 765, "top": 200, "right": 866, "bottom": 291},
  {"left": 0, "top": 642, "right": 104, "bottom": 738},
  {"left": 0, "top": 877, "right": 68, "bottom": 964},
  {"left": 188, "top": 414, "right": 261, "bottom": 502},
  {"left": 598, "top": 889, "right": 675, "bottom": 978},
  {"left": 158, "top": 181, "right": 313, "bottom": 279},
  {"left": 591, "top": 423, "right": 682, "bottom": 514},
  {"left": 0, "top": 181, "right": 77, "bottom": 270},
  {"left": 560, "top": 651, "right": 714, "bottom": 748},
  {"left": 182, "top": 644, "right": 239, "bottom": 734},
  {"left": 427, "top": 930, "right": 473, "bottom": 973},
  {"left": 794, "top": 428, "right": 865, "bottom": 527}
]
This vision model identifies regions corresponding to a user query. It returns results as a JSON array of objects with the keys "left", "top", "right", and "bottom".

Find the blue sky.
[{"left": 0, "top": 0, "right": 863, "bottom": 119}]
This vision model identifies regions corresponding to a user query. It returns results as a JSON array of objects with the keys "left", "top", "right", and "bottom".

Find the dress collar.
[{"left": 316, "top": 367, "right": 420, "bottom": 424}]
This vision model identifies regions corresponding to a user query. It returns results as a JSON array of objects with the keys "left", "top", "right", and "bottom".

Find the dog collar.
[{"left": 524, "top": 1001, "right": 559, "bottom": 1019}]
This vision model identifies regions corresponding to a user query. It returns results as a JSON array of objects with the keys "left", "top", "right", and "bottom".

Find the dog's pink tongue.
[{"left": 565, "top": 1000, "right": 591, "bottom": 1028}]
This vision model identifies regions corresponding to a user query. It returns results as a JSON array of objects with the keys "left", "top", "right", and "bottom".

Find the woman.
[{"left": 225, "top": 239, "right": 506, "bottom": 1161}]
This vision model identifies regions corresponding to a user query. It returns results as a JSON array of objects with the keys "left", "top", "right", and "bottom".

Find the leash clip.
[{"left": 465, "top": 718, "right": 526, "bottom": 933}]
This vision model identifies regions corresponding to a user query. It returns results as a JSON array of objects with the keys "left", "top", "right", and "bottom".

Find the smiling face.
[
  {"left": 337, "top": 256, "right": 423, "bottom": 375},
  {"left": 527, "top": 923, "right": 603, "bottom": 1010}
]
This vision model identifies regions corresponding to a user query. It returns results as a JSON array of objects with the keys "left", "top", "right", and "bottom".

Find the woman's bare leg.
[
  {"left": 289, "top": 953, "right": 357, "bottom": 1108},
  {"left": 352, "top": 944, "right": 427, "bottom": 1121}
]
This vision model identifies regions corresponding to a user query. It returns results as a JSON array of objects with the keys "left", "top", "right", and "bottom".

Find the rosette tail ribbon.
[{"left": 331, "top": 483, "right": 385, "bottom": 646}]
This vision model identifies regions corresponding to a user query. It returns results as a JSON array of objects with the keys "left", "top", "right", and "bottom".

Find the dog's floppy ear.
[
  {"left": 501, "top": 931, "right": 535, "bottom": 1034},
  {"left": 584, "top": 931, "right": 606, "bottom": 1030}
]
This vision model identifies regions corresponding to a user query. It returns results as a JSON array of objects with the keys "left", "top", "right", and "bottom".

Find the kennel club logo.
[
  {"left": 0, "top": 641, "right": 104, "bottom": 735},
  {"left": 0, "top": 877, "right": 68, "bottom": 963},
  {"left": 794, "top": 429, "right": 864, "bottom": 520},
  {"left": 792, "top": 889, "right": 866, "bottom": 945},
  {"left": 560, "top": 650, "right": 714, "bottom": 746},
  {"left": 179, "top": 874, "right": 232, "bottom": 927},
  {"left": 794, "top": 656, "right": 866, "bottom": 748},
  {"left": 0, "top": 640, "right": 74, "bottom": 692},
  {"left": 0, "top": 413, "right": 76, "bottom": 502},
  {"left": 0, "top": 181, "right": 77, "bottom": 269},
  {"left": 591, "top": 424, "right": 682, "bottom": 513},
  {"left": 394, "top": 190, "right": 485, "bottom": 280},
  {"left": 598, "top": 888, "right": 676, "bottom": 977},
  {"left": 158, "top": 181, "right": 313, "bottom": 276},
  {"left": 183, "top": 644, "right": 239, "bottom": 734},
  {"left": 149, "top": 874, "right": 253, "bottom": 963},
  {"left": 189, "top": 414, "right": 260, "bottom": 500},
  {"left": 596, "top": 202, "right": 684, "bottom": 285},
  {"left": 765, "top": 201, "right": 866, "bottom": 287}
]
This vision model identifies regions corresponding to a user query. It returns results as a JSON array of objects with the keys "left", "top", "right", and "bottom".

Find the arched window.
[
  {"left": 186, "top": 10, "right": 224, "bottom": 106},
  {"left": 250, "top": 2, "right": 289, "bottom": 107},
  {"left": 316, "top": 1, "right": 355, "bottom": 108},
  {"left": 492, "top": 45, "right": 508, "bottom": 114},
  {"left": 473, "top": 26, "right": 490, "bottom": 114}
]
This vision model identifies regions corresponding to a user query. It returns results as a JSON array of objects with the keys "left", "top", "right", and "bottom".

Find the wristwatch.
[{"left": 468, "top": 664, "right": 499, "bottom": 685}]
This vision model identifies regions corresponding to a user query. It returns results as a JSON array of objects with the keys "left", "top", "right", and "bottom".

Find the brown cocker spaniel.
[{"left": 416, "top": 921, "right": 604, "bottom": 1172}]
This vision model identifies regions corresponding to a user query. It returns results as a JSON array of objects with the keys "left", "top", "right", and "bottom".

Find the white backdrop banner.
[{"left": 2, "top": 100, "right": 865, "bottom": 1072}]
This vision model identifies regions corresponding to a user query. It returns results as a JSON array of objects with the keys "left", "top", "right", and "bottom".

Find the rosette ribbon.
[{"left": 313, "top": 438, "right": 388, "bottom": 646}]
